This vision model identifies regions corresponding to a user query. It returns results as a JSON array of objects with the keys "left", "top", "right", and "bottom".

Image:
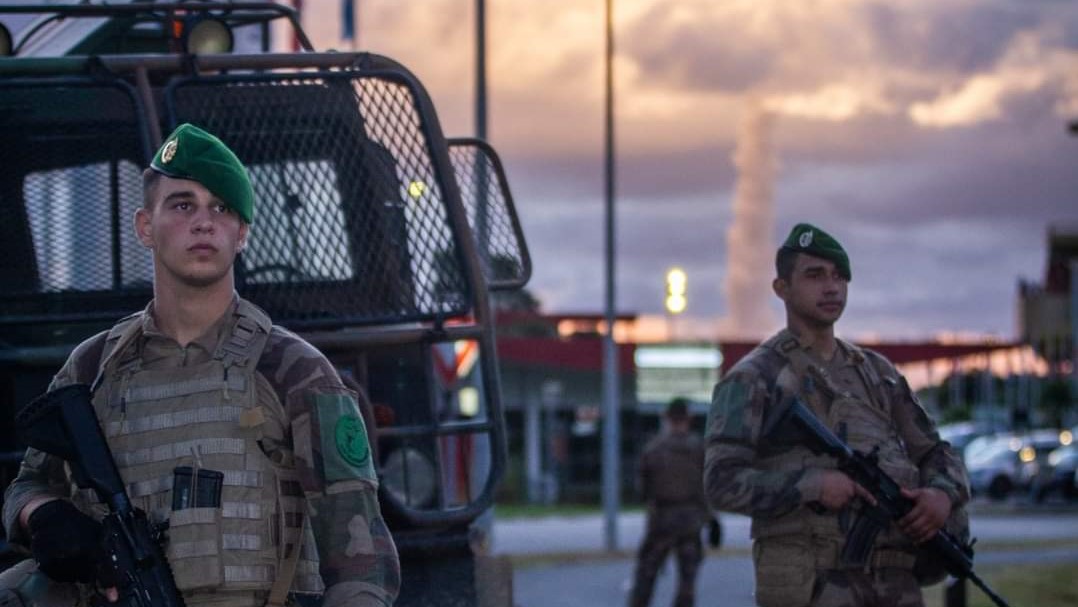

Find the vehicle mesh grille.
[
  {"left": 0, "top": 71, "right": 476, "bottom": 330},
  {"left": 448, "top": 140, "right": 530, "bottom": 291}
]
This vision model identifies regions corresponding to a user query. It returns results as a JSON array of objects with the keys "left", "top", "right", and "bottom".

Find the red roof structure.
[
  {"left": 496, "top": 336, "right": 1019, "bottom": 376},
  {"left": 718, "top": 340, "right": 1020, "bottom": 374},
  {"left": 497, "top": 337, "right": 636, "bottom": 374},
  {"left": 494, "top": 313, "right": 1021, "bottom": 376}
]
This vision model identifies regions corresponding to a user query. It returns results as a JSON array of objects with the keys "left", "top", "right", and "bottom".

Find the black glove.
[
  {"left": 707, "top": 517, "right": 722, "bottom": 549},
  {"left": 27, "top": 499, "right": 104, "bottom": 584}
]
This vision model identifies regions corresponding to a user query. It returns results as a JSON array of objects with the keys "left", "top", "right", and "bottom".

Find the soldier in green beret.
[
  {"left": 703, "top": 223, "right": 970, "bottom": 607},
  {"left": 2, "top": 124, "right": 400, "bottom": 607}
]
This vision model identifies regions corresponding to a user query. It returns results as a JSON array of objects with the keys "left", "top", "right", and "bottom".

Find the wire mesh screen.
[
  {"left": 448, "top": 140, "right": 531, "bottom": 291},
  {"left": 0, "top": 79, "right": 151, "bottom": 324},
  {"left": 166, "top": 72, "right": 471, "bottom": 328}
]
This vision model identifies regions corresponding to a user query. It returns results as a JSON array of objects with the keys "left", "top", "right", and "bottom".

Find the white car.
[{"left": 966, "top": 430, "right": 1064, "bottom": 501}]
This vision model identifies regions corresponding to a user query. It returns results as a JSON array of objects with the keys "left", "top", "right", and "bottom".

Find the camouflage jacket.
[
  {"left": 638, "top": 428, "right": 710, "bottom": 533},
  {"left": 704, "top": 328, "right": 969, "bottom": 522},
  {"left": 2, "top": 297, "right": 400, "bottom": 607},
  {"left": 640, "top": 429, "right": 707, "bottom": 507}
]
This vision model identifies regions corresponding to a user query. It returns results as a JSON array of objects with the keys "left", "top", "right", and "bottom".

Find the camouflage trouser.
[
  {"left": 0, "top": 560, "right": 82, "bottom": 607},
  {"left": 627, "top": 521, "right": 703, "bottom": 607},
  {"left": 809, "top": 568, "right": 923, "bottom": 607}
]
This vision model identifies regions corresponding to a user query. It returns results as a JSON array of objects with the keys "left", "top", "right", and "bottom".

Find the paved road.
[
  {"left": 492, "top": 508, "right": 1078, "bottom": 557},
  {"left": 494, "top": 508, "right": 1078, "bottom": 607}
]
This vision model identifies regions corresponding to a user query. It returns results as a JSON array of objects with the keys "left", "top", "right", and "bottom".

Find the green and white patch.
[{"left": 316, "top": 393, "right": 376, "bottom": 482}]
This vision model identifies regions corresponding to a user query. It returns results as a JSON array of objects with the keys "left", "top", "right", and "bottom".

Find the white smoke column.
[{"left": 722, "top": 102, "right": 777, "bottom": 340}]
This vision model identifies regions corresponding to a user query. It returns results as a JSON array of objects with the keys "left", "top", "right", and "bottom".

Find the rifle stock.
[
  {"left": 15, "top": 384, "right": 186, "bottom": 607},
  {"left": 763, "top": 397, "right": 1013, "bottom": 607}
]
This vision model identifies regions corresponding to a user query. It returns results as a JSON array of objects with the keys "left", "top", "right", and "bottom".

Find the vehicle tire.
[
  {"left": 987, "top": 476, "right": 1012, "bottom": 501},
  {"left": 1032, "top": 485, "right": 1049, "bottom": 504}
]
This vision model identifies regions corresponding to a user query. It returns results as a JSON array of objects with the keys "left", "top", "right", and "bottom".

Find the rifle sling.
[{"left": 265, "top": 513, "right": 306, "bottom": 607}]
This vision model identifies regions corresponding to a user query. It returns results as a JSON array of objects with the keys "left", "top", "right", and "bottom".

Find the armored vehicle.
[{"left": 0, "top": 3, "right": 530, "bottom": 605}]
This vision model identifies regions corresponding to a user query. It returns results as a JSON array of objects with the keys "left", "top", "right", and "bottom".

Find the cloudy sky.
[{"left": 19, "top": 0, "right": 1076, "bottom": 341}]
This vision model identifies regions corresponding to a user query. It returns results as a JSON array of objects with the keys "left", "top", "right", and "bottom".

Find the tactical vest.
[
  {"left": 751, "top": 333, "right": 920, "bottom": 557},
  {"left": 648, "top": 434, "right": 703, "bottom": 503},
  {"left": 71, "top": 301, "right": 323, "bottom": 603}
]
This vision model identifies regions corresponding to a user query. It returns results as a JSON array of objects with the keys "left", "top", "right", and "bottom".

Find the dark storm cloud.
[
  {"left": 778, "top": 115, "right": 1078, "bottom": 231},
  {"left": 616, "top": 195, "right": 733, "bottom": 315},
  {"left": 621, "top": 5, "right": 774, "bottom": 92},
  {"left": 347, "top": 1, "right": 1078, "bottom": 340},
  {"left": 506, "top": 146, "right": 739, "bottom": 203},
  {"left": 619, "top": 147, "right": 739, "bottom": 198},
  {"left": 505, "top": 153, "right": 604, "bottom": 203},
  {"left": 865, "top": 4, "right": 1038, "bottom": 73},
  {"left": 835, "top": 218, "right": 1045, "bottom": 337},
  {"left": 516, "top": 186, "right": 737, "bottom": 316}
]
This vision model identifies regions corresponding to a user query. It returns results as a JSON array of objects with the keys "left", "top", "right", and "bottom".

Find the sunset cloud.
[{"left": 290, "top": 0, "right": 1078, "bottom": 339}]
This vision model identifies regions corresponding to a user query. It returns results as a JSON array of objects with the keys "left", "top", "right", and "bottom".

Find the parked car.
[
  {"left": 939, "top": 421, "right": 992, "bottom": 459},
  {"left": 966, "top": 430, "right": 1064, "bottom": 501},
  {"left": 1031, "top": 443, "right": 1078, "bottom": 502}
]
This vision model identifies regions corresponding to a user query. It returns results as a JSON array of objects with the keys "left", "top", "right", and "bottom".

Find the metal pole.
[
  {"left": 1070, "top": 260, "right": 1078, "bottom": 398},
  {"left": 525, "top": 385, "right": 541, "bottom": 503},
  {"left": 601, "top": 0, "right": 620, "bottom": 552},
  {"left": 474, "top": 0, "right": 491, "bottom": 253},
  {"left": 476, "top": 0, "right": 487, "bottom": 141},
  {"left": 944, "top": 576, "right": 967, "bottom": 607}
]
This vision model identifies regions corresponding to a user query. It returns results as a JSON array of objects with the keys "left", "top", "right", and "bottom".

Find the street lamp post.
[
  {"left": 665, "top": 267, "right": 687, "bottom": 341},
  {"left": 601, "top": 0, "right": 619, "bottom": 552}
]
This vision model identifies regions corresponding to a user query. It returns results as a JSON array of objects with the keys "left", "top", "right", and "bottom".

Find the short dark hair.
[
  {"left": 142, "top": 168, "right": 163, "bottom": 210},
  {"left": 665, "top": 397, "right": 690, "bottom": 421},
  {"left": 775, "top": 247, "right": 798, "bottom": 281}
]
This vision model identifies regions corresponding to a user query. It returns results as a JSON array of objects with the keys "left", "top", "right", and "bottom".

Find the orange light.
[{"left": 1019, "top": 446, "right": 1036, "bottom": 463}]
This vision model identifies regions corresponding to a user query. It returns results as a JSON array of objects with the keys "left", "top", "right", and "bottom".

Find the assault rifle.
[
  {"left": 763, "top": 397, "right": 1012, "bottom": 607},
  {"left": 15, "top": 384, "right": 185, "bottom": 607}
]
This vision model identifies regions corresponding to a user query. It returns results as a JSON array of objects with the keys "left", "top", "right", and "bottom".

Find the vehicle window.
[
  {"left": 24, "top": 161, "right": 151, "bottom": 291},
  {"left": 244, "top": 160, "right": 353, "bottom": 283},
  {"left": 968, "top": 442, "right": 1014, "bottom": 467}
]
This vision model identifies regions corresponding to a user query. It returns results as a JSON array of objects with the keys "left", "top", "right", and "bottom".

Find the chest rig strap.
[
  {"left": 213, "top": 299, "right": 273, "bottom": 367},
  {"left": 771, "top": 336, "right": 843, "bottom": 421},
  {"left": 90, "top": 313, "right": 149, "bottom": 410}
]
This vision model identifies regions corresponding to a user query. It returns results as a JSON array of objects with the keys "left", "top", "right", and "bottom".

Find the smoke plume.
[{"left": 722, "top": 102, "right": 778, "bottom": 339}]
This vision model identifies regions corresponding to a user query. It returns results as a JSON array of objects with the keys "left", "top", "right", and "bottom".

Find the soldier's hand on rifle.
[
  {"left": 898, "top": 487, "right": 952, "bottom": 544},
  {"left": 816, "top": 470, "right": 876, "bottom": 511},
  {"left": 26, "top": 498, "right": 105, "bottom": 584}
]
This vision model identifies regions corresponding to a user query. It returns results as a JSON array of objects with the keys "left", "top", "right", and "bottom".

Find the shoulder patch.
[
  {"left": 708, "top": 380, "right": 751, "bottom": 440},
  {"left": 335, "top": 415, "right": 371, "bottom": 469},
  {"left": 316, "top": 393, "right": 376, "bottom": 483}
]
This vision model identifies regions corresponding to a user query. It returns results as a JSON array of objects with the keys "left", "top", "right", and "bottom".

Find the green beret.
[
  {"left": 150, "top": 123, "right": 254, "bottom": 224},
  {"left": 779, "top": 223, "right": 851, "bottom": 281}
]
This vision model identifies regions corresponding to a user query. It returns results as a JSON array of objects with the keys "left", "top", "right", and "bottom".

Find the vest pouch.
[
  {"left": 752, "top": 536, "right": 817, "bottom": 607},
  {"left": 166, "top": 507, "right": 225, "bottom": 591}
]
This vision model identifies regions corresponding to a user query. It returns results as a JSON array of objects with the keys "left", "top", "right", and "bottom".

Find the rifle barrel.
[{"left": 968, "top": 572, "right": 1012, "bottom": 607}]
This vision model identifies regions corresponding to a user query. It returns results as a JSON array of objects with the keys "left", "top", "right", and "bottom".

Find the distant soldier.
[
  {"left": 0, "top": 124, "right": 400, "bottom": 607},
  {"left": 704, "top": 223, "right": 970, "bottom": 607},
  {"left": 628, "top": 397, "right": 713, "bottom": 607}
]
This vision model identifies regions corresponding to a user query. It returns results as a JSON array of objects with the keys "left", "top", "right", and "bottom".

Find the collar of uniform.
[
  {"left": 776, "top": 327, "right": 816, "bottom": 352},
  {"left": 142, "top": 296, "right": 240, "bottom": 354},
  {"left": 778, "top": 328, "right": 851, "bottom": 366},
  {"left": 833, "top": 338, "right": 862, "bottom": 367}
]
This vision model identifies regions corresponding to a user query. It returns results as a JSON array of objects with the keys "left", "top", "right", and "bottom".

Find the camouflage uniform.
[
  {"left": 704, "top": 329, "right": 969, "bottom": 607},
  {"left": 1, "top": 297, "right": 400, "bottom": 607},
  {"left": 628, "top": 426, "right": 709, "bottom": 607}
]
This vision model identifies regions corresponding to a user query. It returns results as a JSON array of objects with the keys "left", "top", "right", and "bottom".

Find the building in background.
[
  {"left": 494, "top": 312, "right": 1029, "bottom": 504},
  {"left": 1019, "top": 226, "right": 1078, "bottom": 375}
]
